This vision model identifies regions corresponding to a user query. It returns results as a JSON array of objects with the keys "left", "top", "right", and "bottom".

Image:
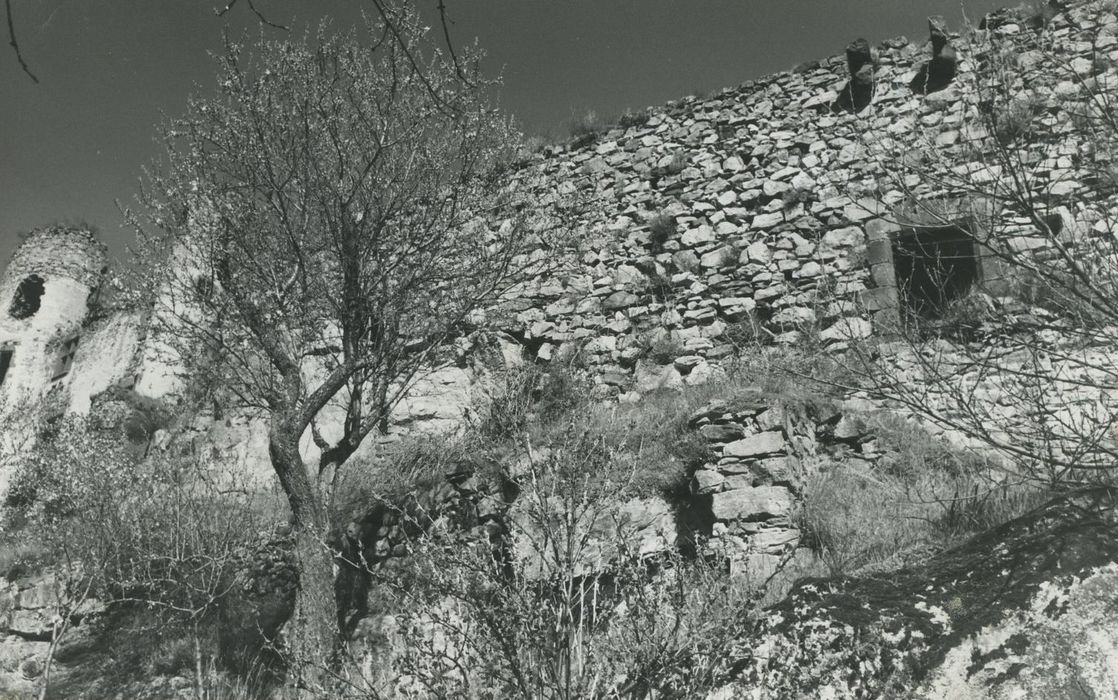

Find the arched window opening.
[{"left": 9, "top": 275, "right": 45, "bottom": 320}]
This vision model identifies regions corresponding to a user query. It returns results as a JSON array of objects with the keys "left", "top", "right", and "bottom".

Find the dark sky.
[{"left": 1, "top": 0, "right": 1007, "bottom": 269}]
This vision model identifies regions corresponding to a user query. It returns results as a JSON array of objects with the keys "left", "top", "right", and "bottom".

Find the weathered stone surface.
[
  {"left": 603, "top": 290, "right": 640, "bottom": 310},
  {"left": 699, "top": 422, "right": 744, "bottom": 442},
  {"left": 634, "top": 361, "right": 683, "bottom": 393},
  {"left": 820, "top": 316, "right": 873, "bottom": 342},
  {"left": 692, "top": 469, "right": 725, "bottom": 495},
  {"left": 724, "top": 431, "right": 787, "bottom": 458},
  {"left": 710, "top": 485, "right": 794, "bottom": 521},
  {"left": 820, "top": 225, "right": 864, "bottom": 250},
  {"left": 751, "top": 456, "right": 801, "bottom": 485},
  {"left": 710, "top": 491, "right": 1118, "bottom": 699}
]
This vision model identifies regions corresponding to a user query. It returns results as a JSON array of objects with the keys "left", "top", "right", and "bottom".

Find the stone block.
[
  {"left": 634, "top": 361, "right": 683, "bottom": 393},
  {"left": 751, "top": 456, "right": 802, "bottom": 485},
  {"left": 749, "top": 527, "right": 801, "bottom": 552},
  {"left": 870, "top": 261, "right": 897, "bottom": 287},
  {"left": 857, "top": 286, "right": 897, "bottom": 312},
  {"left": 866, "top": 237, "right": 894, "bottom": 265},
  {"left": 603, "top": 290, "right": 640, "bottom": 310},
  {"left": 865, "top": 217, "right": 901, "bottom": 243},
  {"left": 700, "top": 422, "right": 744, "bottom": 442},
  {"left": 822, "top": 225, "right": 865, "bottom": 250},
  {"left": 710, "top": 485, "right": 794, "bottom": 521},
  {"left": 820, "top": 317, "right": 873, "bottom": 342},
  {"left": 681, "top": 225, "right": 716, "bottom": 247},
  {"left": 743, "top": 241, "right": 771, "bottom": 264},
  {"left": 700, "top": 245, "right": 736, "bottom": 269},
  {"left": 692, "top": 469, "right": 725, "bottom": 495},
  {"left": 724, "top": 431, "right": 786, "bottom": 458}
]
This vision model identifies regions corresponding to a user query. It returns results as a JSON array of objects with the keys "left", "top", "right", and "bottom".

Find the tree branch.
[
  {"left": 215, "top": 0, "right": 290, "bottom": 31},
  {"left": 5, "top": 0, "right": 38, "bottom": 83}
]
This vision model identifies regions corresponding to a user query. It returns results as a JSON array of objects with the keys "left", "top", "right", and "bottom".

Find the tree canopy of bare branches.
[{"left": 122, "top": 8, "right": 547, "bottom": 667}]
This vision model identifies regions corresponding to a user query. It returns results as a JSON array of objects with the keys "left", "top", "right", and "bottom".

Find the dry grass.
[{"left": 799, "top": 414, "right": 1050, "bottom": 576}]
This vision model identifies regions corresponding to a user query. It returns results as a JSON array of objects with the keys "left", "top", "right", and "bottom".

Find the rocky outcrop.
[{"left": 709, "top": 488, "right": 1118, "bottom": 698}]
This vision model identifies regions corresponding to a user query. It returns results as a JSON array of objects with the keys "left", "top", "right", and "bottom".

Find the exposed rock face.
[{"left": 709, "top": 489, "right": 1118, "bottom": 698}]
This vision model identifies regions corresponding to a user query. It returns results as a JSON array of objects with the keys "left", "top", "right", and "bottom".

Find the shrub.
[
  {"left": 568, "top": 110, "right": 610, "bottom": 143},
  {"left": 781, "top": 186, "right": 815, "bottom": 209},
  {"left": 6, "top": 415, "right": 275, "bottom": 697},
  {"left": 476, "top": 363, "right": 587, "bottom": 442},
  {"left": 646, "top": 213, "right": 677, "bottom": 251},
  {"left": 643, "top": 331, "right": 685, "bottom": 365},
  {"left": 368, "top": 423, "right": 758, "bottom": 698},
  {"left": 617, "top": 109, "right": 651, "bottom": 129},
  {"left": 992, "top": 92, "right": 1045, "bottom": 146}
]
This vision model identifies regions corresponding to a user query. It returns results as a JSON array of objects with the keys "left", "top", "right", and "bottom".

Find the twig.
[
  {"left": 5, "top": 0, "right": 38, "bottom": 83},
  {"left": 215, "top": 0, "right": 289, "bottom": 31},
  {"left": 436, "top": 0, "right": 473, "bottom": 86},
  {"left": 368, "top": 0, "right": 461, "bottom": 116}
]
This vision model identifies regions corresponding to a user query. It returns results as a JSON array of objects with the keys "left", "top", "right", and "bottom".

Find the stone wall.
[{"left": 483, "top": 0, "right": 1118, "bottom": 397}]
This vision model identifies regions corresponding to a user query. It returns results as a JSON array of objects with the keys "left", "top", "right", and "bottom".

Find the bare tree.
[
  {"left": 844, "top": 2, "right": 1118, "bottom": 487},
  {"left": 123, "top": 8, "right": 552, "bottom": 674}
]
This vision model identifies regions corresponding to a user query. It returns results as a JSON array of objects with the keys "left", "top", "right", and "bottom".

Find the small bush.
[
  {"left": 617, "top": 109, "right": 651, "bottom": 129},
  {"left": 643, "top": 331, "right": 685, "bottom": 365},
  {"left": 7, "top": 415, "right": 275, "bottom": 696},
  {"left": 568, "top": 110, "right": 610, "bottom": 142},
  {"left": 334, "top": 433, "right": 473, "bottom": 528},
  {"left": 781, "top": 186, "right": 815, "bottom": 210},
  {"left": 477, "top": 363, "right": 587, "bottom": 442},
  {"left": 992, "top": 93, "right": 1045, "bottom": 146},
  {"left": 646, "top": 213, "right": 676, "bottom": 251}
]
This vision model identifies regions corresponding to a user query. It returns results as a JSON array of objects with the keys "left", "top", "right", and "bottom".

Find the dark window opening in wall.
[
  {"left": 52, "top": 335, "right": 79, "bottom": 380},
  {"left": 0, "top": 350, "right": 12, "bottom": 386},
  {"left": 9, "top": 275, "right": 45, "bottom": 320},
  {"left": 892, "top": 224, "right": 980, "bottom": 321}
]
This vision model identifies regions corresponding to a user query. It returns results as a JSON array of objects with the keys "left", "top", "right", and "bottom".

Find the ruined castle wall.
[
  {"left": 0, "top": 228, "right": 118, "bottom": 412},
  {"left": 486, "top": 1, "right": 1118, "bottom": 399}
]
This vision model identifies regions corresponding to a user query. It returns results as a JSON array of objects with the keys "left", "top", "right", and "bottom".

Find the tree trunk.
[
  {"left": 269, "top": 429, "right": 325, "bottom": 530},
  {"left": 268, "top": 427, "right": 339, "bottom": 691}
]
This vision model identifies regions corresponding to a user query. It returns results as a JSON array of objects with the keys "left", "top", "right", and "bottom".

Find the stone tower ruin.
[{"left": 0, "top": 227, "right": 109, "bottom": 407}]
